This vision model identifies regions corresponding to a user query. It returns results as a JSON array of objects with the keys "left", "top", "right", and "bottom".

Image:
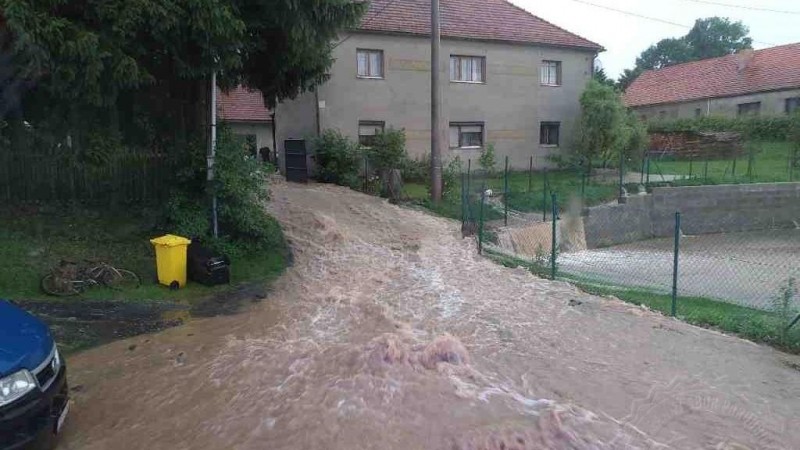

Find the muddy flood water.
[{"left": 59, "top": 181, "right": 800, "bottom": 450}]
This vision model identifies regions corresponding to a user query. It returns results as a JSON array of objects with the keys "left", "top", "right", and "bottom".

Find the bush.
[
  {"left": 401, "top": 156, "right": 430, "bottom": 182},
  {"left": 312, "top": 129, "right": 361, "bottom": 188},
  {"left": 479, "top": 143, "right": 497, "bottom": 174},
  {"left": 648, "top": 115, "right": 799, "bottom": 141},
  {"left": 165, "top": 126, "right": 285, "bottom": 257},
  {"left": 367, "top": 127, "right": 406, "bottom": 171}
]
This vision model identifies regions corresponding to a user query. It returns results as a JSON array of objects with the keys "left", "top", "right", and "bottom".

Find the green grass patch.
[
  {"left": 405, "top": 169, "right": 619, "bottom": 220},
  {"left": 648, "top": 141, "right": 797, "bottom": 185},
  {"left": 0, "top": 206, "right": 287, "bottom": 304}
]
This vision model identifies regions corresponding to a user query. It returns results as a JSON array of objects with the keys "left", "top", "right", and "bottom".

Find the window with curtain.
[
  {"left": 358, "top": 121, "right": 385, "bottom": 147},
  {"left": 540, "top": 60, "right": 562, "bottom": 86},
  {"left": 450, "top": 56, "right": 485, "bottom": 83},
  {"left": 357, "top": 49, "right": 384, "bottom": 78},
  {"left": 449, "top": 123, "right": 484, "bottom": 148}
]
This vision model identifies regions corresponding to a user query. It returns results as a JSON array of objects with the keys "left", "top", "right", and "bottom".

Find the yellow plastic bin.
[{"left": 150, "top": 234, "right": 192, "bottom": 288}]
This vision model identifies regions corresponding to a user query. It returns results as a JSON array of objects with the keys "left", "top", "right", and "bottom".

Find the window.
[
  {"left": 358, "top": 121, "right": 385, "bottom": 147},
  {"left": 449, "top": 123, "right": 484, "bottom": 149},
  {"left": 357, "top": 49, "right": 383, "bottom": 78},
  {"left": 450, "top": 55, "right": 485, "bottom": 83},
  {"left": 540, "top": 122, "right": 560, "bottom": 146},
  {"left": 658, "top": 111, "right": 667, "bottom": 120},
  {"left": 786, "top": 97, "right": 800, "bottom": 115},
  {"left": 737, "top": 102, "right": 761, "bottom": 117},
  {"left": 540, "top": 61, "right": 562, "bottom": 86},
  {"left": 694, "top": 108, "right": 703, "bottom": 118}
]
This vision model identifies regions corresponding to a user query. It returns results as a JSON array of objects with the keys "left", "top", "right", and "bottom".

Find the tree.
[
  {"left": 578, "top": 80, "right": 627, "bottom": 170},
  {"left": 618, "top": 17, "right": 753, "bottom": 90},
  {"left": 593, "top": 67, "right": 616, "bottom": 88},
  {"left": 1, "top": 0, "right": 365, "bottom": 150},
  {"left": 685, "top": 17, "right": 753, "bottom": 60}
]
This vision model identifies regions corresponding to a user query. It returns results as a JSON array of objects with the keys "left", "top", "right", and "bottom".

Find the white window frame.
[
  {"left": 449, "top": 55, "right": 486, "bottom": 83},
  {"left": 539, "top": 122, "right": 560, "bottom": 147},
  {"left": 358, "top": 121, "right": 385, "bottom": 148},
  {"left": 449, "top": 122, "right": 484, "bottom": 149},
  {"left": 540, "top": 60, "right": 562, "bottom": 86},
  {"left": 357, "top": 49, "right": 384, "bottom": 79}
]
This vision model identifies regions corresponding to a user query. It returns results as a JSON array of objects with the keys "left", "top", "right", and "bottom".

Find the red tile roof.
[
  {"left": 358, "top": 0, "right": 601, "bottom": 50},
  {"left": 624, "top": 43, "right": 800, "bottom": 107},
  {"left": 217, "top": 86, "right": 272, "bottom": 123}
]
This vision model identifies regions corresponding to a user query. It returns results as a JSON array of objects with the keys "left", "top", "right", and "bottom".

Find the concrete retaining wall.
[{"left": 583, "top": 183, "right": 800, "bottom": 248}]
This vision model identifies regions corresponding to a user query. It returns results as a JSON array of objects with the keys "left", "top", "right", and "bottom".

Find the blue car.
[{"left": 0, "top": 300, "right": 69, "bottom": 450}]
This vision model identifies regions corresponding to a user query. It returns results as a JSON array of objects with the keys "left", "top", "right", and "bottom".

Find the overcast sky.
[{"left": 512, "top": 0, "right": 799, "bottom": 78}]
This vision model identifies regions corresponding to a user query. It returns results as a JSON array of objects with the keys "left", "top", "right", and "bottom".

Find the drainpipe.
[
  {"left": 270, "top": 111, "right": 277, "bottom": 168},
  {"left": 208, "top": 73, "right": 219, "bottom": 238},
  {"left": 314, "top": 89, "right": 321, "bottom": 137},
  {"left": 707, "top": 98, "right": 711, "bottom": 116}
]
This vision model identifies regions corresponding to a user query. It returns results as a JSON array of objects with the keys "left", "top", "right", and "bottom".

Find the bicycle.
[{"left": 41, "top": 260, "right": 141, "bottom": 297}]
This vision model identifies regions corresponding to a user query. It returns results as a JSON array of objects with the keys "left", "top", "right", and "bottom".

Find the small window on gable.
[
  {"left": 785, "top": 97, "right": 800, "bottom": 115},
  {"left": 540, "top": 122, "right": 560, "bottom": 146},
  {"left": 540, "top": 61, "right": 562, "bottom": 86},
  {"left": 358, "top": 121, "right": 385, "bottom": 147},
  {"left": 449, "top": 123, "right": 484, "bottom": 149},
  {"left": 357, "top": 49, "right": 384, "bottom": 78},
  {"left": 450, "top": 55, "right": 485, "bottom": 83},
  {"left": 737, "top": 102, "right": 761, "bottom": 117}
]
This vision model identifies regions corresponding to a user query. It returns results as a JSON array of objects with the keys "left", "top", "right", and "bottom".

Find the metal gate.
[{"left": 284, "top": 139, "right": 308, "bottom": 183}]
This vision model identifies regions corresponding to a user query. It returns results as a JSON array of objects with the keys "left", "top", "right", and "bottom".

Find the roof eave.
[{"left": 350, "top": 29, "right": 603, "bottom": 52}]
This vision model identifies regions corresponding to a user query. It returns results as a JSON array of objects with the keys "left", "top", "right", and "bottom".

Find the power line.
[
  {"left": 678, "top": 0, "right": 800, "bottom": 15},
  {"left": 333, "top": 0, "right": 401, "bottom": 49},
  {"left": 564, "top": 0, "right": 777, "bottom": 46}
]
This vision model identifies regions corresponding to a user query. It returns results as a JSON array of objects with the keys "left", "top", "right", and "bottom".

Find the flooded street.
[{"left": 59, "top": 181, "right": 800, "bottom": 449}]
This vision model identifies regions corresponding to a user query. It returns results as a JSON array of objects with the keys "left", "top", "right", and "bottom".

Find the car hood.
[{"left": 0, "top": 300, "right": 54, "bottom": 377}]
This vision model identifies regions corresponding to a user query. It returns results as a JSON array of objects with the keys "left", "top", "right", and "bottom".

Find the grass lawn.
[
  {"left": 482, "top": 249, "right": 800, "bottom": 353},
  {"left": 405, "top": 169, "right": 619, "bottom": 221},
  {"left": 650, "top": 141, "right": 798, "bottom": 184},
  {"left": 0, "top": 206, "right": 287, "bottom": 304}
]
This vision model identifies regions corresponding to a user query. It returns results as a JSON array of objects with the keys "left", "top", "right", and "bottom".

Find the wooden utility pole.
[{"left": 430, "top": 0, "right": 443, "bottom": 202}]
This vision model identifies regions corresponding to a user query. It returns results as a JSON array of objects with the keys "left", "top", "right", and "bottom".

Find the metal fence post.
[
  {"left": 478, "top": 184, "right": 485, "bottom": 255},
  {"left": 688, "top": 156, "right": 693, "bottom": 178},
  {"left": 542, "top": 168, "right": 548, "bottom": 221},
  {"left": 732, "top": 157, "right": 737, "bottom": 178},
  {"left": 551, "top": 193, "right": 557, "bottom": 280},
  {"left": 363, "top": 155, "right": 368, "bottom": 192},
  {"left": 504, "top": 156, "right": 509, "bottom": 226},
  {"left": 618, "top": 150, "right": 624, "bottom": 203},
  {"left": 671, "top": 211, "right": 681, "bottom": 317},
  {"left": 528, "top": 156, "right": 533, "bottom": 192},
  {"left": 645, "top": 156, "right": 651, "bottom": 185},
  {"left": 704, "top": 159, "right": 709, "bottom": 182},
  {"left": 467, "top": 159, "right": 472, "bottom": 199},
  {"left": 460, "top": 170, "right": 466, "bottom": 225}
]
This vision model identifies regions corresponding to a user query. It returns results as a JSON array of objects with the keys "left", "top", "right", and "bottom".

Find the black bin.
[{"left": 187, "top": 242, "right": 230, "bottom": 286}]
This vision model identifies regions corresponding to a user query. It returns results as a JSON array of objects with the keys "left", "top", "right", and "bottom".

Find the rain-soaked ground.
[
  {"left": 559, "top": 230, "right": 800, "bottom": 310},
  {"left": 59, "top": 180, "right": 800, "bottom": 450}
]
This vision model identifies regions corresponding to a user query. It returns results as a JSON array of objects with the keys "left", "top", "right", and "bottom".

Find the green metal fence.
[
  {"left": 0, "top": 151, "right": 176, "bottom": 204},
  {"left": 465, "top": 160, "right": 800, "bottom": 353}
]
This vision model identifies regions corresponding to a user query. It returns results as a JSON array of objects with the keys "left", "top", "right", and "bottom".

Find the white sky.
[{"left": 512, "top": 0, "right": 799, "bottom": 78}]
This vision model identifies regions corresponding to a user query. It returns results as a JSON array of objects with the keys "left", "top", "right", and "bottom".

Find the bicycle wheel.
[
  {"left": 41, "top": 274, "right": 82, "bottom": 297},
  {"left": 102, "top": 268, "right": 141, "bottom": 291}
]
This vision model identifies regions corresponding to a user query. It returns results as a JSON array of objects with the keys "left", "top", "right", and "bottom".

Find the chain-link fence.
[{"left": 463, "top": 163, "right": 800, "bottom": 352}]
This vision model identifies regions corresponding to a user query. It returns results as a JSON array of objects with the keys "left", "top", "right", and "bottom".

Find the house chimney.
[{"left": 736, "top": 49, "right": 755, "bottom": 73}]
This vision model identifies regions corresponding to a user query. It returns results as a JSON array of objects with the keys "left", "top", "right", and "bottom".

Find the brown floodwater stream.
[{"left": 58, "top": 181, "right": 800, "bottom": 450}]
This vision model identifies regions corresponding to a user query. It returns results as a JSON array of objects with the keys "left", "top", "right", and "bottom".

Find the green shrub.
[
  {"left": 312, "top": 129, "right": 361, "bottom": 188},
  {"left": 368, "top": 127, "right": 406, "bottom": 171},
  {"left": 401, "top": 156, "right": 430, "bottom": 182},
  {"left": 648, "top": 115, "right": 799, "bottom": 141},
  {"left": 479, "top": 143, "right": 497, "bottom": 174},
  {"left": 165, "top": 126, "right": 285, "bottom": 257}
]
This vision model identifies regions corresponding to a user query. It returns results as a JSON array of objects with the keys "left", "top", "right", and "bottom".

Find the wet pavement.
[
  {"left": 59, "top": 180, "right": 800, "bottom": 449},
  {"left": 559, "top": 230, "right": 800, "bottom": 310}
]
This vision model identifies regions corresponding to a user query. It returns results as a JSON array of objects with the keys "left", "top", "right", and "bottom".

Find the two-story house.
[{"left": 275, "top": 0, "right": 602, "bottom": 171}]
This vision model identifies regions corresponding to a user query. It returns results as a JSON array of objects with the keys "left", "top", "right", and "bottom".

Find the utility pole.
[
  {"left": 430, "top": 0, "right": 443, "bottom": 202},
  {"left": 208, "top": 72, "right": 219, "bottom": 238}
]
